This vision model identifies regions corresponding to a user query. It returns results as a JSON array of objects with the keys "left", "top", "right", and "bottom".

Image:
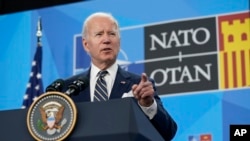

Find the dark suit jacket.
[{"left": 63, "top": 66, "right": 177, "bottom": 141}]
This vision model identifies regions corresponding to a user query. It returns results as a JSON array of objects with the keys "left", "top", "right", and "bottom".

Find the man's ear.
[{"left": 82, "top": 38, "right": 89, "bottom": 52}]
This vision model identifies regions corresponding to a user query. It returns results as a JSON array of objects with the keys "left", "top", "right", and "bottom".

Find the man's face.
[{"left": 82, "top": 16, "right": 120, "bottom": 68}]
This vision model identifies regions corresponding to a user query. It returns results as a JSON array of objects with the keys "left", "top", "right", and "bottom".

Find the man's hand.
[{"left": 132, "top": 73, "right": 154, "bottom": 107}]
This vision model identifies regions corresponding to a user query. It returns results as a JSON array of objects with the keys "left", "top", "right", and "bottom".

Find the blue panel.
[{"left": 0, "top": 1, "right": 249, "bottom": 141}]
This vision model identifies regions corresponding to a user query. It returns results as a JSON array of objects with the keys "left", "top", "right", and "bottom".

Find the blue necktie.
[{"left": 94, "top": 70, "right": 108, "bottom": 101}]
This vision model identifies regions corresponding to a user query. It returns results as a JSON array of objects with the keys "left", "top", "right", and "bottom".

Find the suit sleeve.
[{"left": 150, "top": 79, "right": 178, "bottom": 141}]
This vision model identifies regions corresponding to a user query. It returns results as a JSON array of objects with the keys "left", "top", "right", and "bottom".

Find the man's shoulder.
[
  {"left": 118, "top": 68, "right": 155, "bottom": 83},
  {"left": 118, "top": 67, "right": 140, "bottom": 78},
  {"left": 64, "top": 71, "right": 89, "bottom": 82}
]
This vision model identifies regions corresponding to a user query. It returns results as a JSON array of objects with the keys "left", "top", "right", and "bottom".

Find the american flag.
[{"left": 22, "top": 17, "right": 44, "bottom": 109}]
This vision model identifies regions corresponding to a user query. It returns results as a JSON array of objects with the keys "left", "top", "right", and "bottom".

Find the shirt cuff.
[{"left": 138, "top": 99, "right": 157, "bottom": 119}]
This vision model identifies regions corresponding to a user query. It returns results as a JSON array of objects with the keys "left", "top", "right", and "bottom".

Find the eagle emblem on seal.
[{"left": 39, "top": 101, "right": 67, "bottom": 135}]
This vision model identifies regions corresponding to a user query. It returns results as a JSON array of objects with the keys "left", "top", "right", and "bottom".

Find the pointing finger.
[{"left": 140, "top": 73, "right": 148, "bottom": 83}]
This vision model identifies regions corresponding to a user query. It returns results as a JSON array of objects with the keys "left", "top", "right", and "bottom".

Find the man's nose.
[{"left": 102, "top": 34, "right": 111, "bottom": 43}]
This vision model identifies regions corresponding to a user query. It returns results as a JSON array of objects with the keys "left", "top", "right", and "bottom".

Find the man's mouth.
[{"left": 102, "top": 48, "right": 112, "bottom": 51}]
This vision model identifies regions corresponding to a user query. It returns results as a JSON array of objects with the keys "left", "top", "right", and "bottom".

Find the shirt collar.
[{"left": 90, "top": 62, "right": 118, "bottom": 79}]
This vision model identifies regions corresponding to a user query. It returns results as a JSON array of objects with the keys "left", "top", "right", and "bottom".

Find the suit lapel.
[
  {"left": 109, "top": 67, "right": 134, "bottom": 99},
  {"left": 72, "top": 69, "right": 91, "bottom": 102}
]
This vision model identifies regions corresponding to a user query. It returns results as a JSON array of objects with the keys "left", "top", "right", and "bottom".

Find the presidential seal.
[{"left": 27, "top": 91, "right": 77, "bottom": 141}]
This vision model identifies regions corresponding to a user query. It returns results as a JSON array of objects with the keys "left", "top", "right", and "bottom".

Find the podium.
[{"left": 0, "top": 98, "right": 164, "bottom": 141}]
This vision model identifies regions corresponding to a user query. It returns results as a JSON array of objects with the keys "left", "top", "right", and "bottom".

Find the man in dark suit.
[{"left": 62, "top": 12, "right": 177, "bottom": 141}]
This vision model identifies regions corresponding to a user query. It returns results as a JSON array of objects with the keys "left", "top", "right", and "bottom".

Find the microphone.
[
  {"left": 65, "top": 76, "right": 89, "bottom": 96},
  {"left": 46, "top": 79, "right": 65, "bottom": 92}
]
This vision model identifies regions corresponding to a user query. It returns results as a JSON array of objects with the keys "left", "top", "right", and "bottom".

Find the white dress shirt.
[{"left": 90, "top": 63, "right": 118, "bottom": 102}]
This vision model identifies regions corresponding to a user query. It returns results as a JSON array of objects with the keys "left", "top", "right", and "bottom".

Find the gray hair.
[{"left": 82, "top": 12, "right": 120, "bottom": 39}]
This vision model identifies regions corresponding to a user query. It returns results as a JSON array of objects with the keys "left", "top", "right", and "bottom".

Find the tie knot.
[{"left": 99, "top": 70, "right": 108, "bottom": 78}]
